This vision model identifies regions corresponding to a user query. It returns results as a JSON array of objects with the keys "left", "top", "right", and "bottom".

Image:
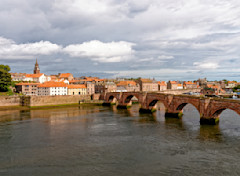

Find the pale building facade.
[
  {"left": 15, "top": 83, "right": 40, "bottom": 96},
  {"left": 158, "top": 81, "right": 167, "bottom": 91},
  {"left": 183, "top": 81, "right": 198, "bottom": 89},
  {"left": 10, "top": 73, "right": 26, "bottom": 81},
  {"left": 117, "top": 81, "right": 140, "bottom": 92},
  {"left": 86, "top": 82, "right": 95, "bottom": 95},
  {"left": 24, "top": 73, "right": 47, "bottom": 83},
  {"left": 67, "top": 85, "right": 87, "bottom": 95},
  {"left": 137, "top": 79, "right": 158, "bottom": 92},
  {"left": 38, "top": 82, "right": 68, "bottom": 96},
  {"left": 59, "top": 73, "right": 74, "bottom": 81},
  {"left": 167, "top": 81, "right": 179, "bottom": 90},
  {"left": 95, "top": 82, "right": 117, "bottom": 93}
]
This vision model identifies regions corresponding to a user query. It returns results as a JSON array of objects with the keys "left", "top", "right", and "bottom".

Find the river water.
[{"left": 0, "top": 104, "right": 240, "bottom": 176}]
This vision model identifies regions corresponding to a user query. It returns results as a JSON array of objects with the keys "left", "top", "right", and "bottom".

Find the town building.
[
  {"left": 158, "top": 81, "right": 167, "bottom": 91},
  {"left": 38, "top": 82, "right": 68, "bottom": 96},
  {"left": 116, "top": 81, "right": 140, "bottom": 92},
  {"left": 136, "top": 78, "right": 158, "bottom": 92},
  {"left": 15, "top": 83, "right": 40, "bottom": 96},
  {"left": 225, "top": 81, "right": 237, "bottom": 88},
  {"left": 196, "top": 78, "right": 207, "bottom": 88},
  {"left": 10, "top": 73, "right": 26, "bottom": 81},
  {"left": 167, "top": 81, "right": 179, "bottom": 90},
  {"left": 201, "top": 84, "right": 224, "bottom": 95},
  {"left": 23, "top": 73, "right": 47, "bottom": 83},
  {"left": 59, "top": 73, "right": 74, "bottom": 81},
  {"left": 183, "top": 81, "right": 198, "bottom": 89},
  {"left": 86, "top": 82, "right": 95, "bottom": 95},
  {"left": 67, "top": 84, "right": 87, "bottom": 95},
  {"left": 116, "top": 86, "right": 127, "bottom": 92},
  {"left": 95, "top": 82, "right": 117, "bottom": 93}
]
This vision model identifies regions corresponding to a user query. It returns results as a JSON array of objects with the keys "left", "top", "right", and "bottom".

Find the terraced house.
[
  {"left": 38, "top": 82, "right": 68, "bottom": 96},
  {"left": 67, "top": 84, "right": 87, "bottom": 95}
]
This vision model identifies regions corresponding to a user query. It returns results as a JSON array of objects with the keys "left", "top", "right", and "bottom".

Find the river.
[{"left": 0, "top": 104, "right": 240, "bottom": 176}]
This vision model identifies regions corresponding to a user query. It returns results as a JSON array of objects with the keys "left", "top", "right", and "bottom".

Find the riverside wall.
[
  {"left": 29, "top": 95, "right": 91, "bottom": 106},
  {"left": 0, "top": 96, "right": 21, "bottom": 106},
  {"left": 0, "top": 95, "right": 92, "bottom": 107}
]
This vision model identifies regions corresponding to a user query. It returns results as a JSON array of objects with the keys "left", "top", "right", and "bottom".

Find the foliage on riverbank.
[{"left": 0, "top": 65, "right": 12, "bottom": 92}]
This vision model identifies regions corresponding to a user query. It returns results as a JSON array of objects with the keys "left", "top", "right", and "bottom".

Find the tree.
[
  {"left": 233, "top": 85, "right": 240, "bottom": 92},
  {"left": 0, "top": 65, "right": 11, "bottom": 92}
]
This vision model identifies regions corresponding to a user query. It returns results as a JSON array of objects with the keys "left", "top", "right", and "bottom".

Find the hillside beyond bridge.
[{"left": 104, "top": 92, "right": 240, "bottom": 125}]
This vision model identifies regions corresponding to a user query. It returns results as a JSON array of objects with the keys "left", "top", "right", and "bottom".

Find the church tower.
[{"left": 34, "top": 59, "right": 40, "bottom": 74}]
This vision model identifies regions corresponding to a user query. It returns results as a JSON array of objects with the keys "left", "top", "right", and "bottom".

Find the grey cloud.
[{"left": 1, "top": 0, "right": 240, "bottom": 80}]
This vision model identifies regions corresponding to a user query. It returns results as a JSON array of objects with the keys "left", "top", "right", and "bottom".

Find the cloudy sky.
[{"left": 1, "top": 0, "right": 240, "bottom": 81}]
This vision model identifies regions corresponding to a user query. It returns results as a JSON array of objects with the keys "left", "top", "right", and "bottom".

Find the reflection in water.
[
  {"left": 1, "top": 104, "right": 240, "bottom": 175},
  {"left": 198, "top": 125, "right": 222, "bottom": 142}
]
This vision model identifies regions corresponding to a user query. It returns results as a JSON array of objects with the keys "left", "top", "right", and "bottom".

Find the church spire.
[{"left": 34, "top": 58, "right": 40, "bottom": 74}]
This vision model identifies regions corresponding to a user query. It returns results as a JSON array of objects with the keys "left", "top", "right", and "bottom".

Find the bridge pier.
[
  {"left": 165, "top": 112, "right": 183, "bottom": 118},
  {"left": 102, "top": 102, "right": 111, "bottom": 106},
  {"left": 200, "top": 117, "right": 219, "bottom": 125},
  {"left": 139, "top": 108, "right": 154, "bottom": 113},
  {"left": 117, "top": 105, "right": 131, "bottom": 109}
]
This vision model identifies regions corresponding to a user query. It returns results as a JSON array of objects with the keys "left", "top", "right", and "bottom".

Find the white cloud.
[
  {"left": 63, "top": 40, "right": 135, "bottom": 62},
  {"left": 158, "top": 55, "right": 174, "bottom": 59},
  {"left": 193, "top": 62, "right": 219, "bottom": 69},
  {"left": 0, "top": 37, "right": 62, "bottom": 59}
]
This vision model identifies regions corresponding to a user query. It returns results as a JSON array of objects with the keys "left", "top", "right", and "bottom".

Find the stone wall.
[
  {"left": 30, "top": 95, "right": 91, "bottom": 106},
  {"left": 0, "top": 96, "right": 21, "bottom": 106}
]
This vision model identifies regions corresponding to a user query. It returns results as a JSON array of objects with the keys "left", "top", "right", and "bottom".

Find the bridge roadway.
[{"left": 104, "top": 92, "right": 240, "bottom": 125}]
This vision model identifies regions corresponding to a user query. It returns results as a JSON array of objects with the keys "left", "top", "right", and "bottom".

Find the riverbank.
[
  {"left": 0, "top": 100, "right": 104, "bottom": 111},
  {"left": 0, "top": 95, "right": 103, "bottom": 107}
]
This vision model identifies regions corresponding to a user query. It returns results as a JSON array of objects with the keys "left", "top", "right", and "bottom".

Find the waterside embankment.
[{"left": 0, "top": 94, "right": 103, "bottom": 110}]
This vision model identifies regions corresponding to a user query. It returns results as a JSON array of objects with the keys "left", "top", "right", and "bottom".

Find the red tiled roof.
[
  {"left": 158, "top": 81, "right": 166, "bottom": 86},
  {"left": 16, "top": 83, "right": 40, "bottom": 86},
  {"left": 59, "top": 73, "right": 72, "bottom": 78},
  {"left": 141, "top": 79, "right": 153, "bottom": 83},
  {"left": 67, "top": 84, "right": 86, "bottom": 89},
  {"left": 228, "top": 81, "right": 236, "bottom": 84},
  {"left": 38, "top": 81, "right": 68, "bottom": 88},
  {"left": 117, "top": 81, "right": 137, "bottom": 86},
  {"left": 184, "top": 81, "right": 197, "bottom": 85},
  {"left": 25, "top": 73, "right": 44, "bottom": 78}
]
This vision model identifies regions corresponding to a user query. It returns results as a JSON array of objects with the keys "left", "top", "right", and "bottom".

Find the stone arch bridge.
[{"left": 104, "top": 92, "right": 240, "bottom": 125}]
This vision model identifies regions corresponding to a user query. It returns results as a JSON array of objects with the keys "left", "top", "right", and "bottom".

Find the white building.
[
  {"left": 24, "top": 73, "right": 48, "bottom": 83},
  {"left": 177, "top": 84, "right": 183, "bottom": 89},
  {"left": 10, "top": 73, "right": 26, "bottom": 81},
  {"left": 38, "top": 82, "right": 68, "bottom": 96}
]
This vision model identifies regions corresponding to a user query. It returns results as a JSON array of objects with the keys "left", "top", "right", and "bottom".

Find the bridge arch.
[
  {"left": 124, "top": 95, "right": 139, "bottom": 103},
  {"left": 107, "top": 95, "right": 118, "bottom": 103},
  {"left": 148, "top": 99, "right": 168, "bottom": 111},
  {"left": 176, "top": 102, "right": 200, "bottom": 113},
  {"left": 175, "top": 100, "right": 200, "bottom": 115},
  {"left": 211, "top": 107, "right": 240, "bottom": 118}
]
